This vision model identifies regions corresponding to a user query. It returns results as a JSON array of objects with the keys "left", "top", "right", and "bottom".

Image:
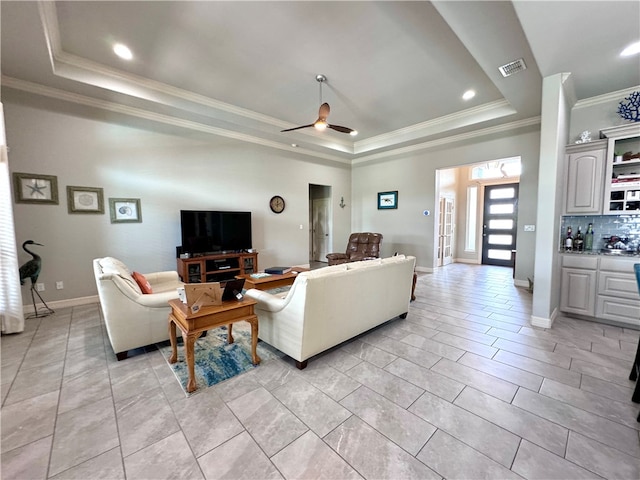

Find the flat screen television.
[{"left": 180, "top": 210, "right": 252, "bottom": 255}]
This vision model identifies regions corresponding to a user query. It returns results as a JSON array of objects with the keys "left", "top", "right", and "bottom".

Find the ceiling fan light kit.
[{"left": 281, "top": 74, "right": 357, "bottom": 136}]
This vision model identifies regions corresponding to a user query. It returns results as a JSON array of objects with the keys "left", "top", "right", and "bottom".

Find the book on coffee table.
[
  {"left": 264, "top": 266, "right": 292, "bottom": 275},
  {"left": 250, "top": 272, "right": 271, "bottom": 278}
]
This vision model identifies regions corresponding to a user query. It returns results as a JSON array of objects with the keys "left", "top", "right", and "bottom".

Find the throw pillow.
[{"left": 132, "top": 271, "right": 153, "bottom": 294}]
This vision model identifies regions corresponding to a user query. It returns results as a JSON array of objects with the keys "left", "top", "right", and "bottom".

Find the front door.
[
  {"left": 438, "top": 196, "right": 454, "bottom": 266},
  {"left": 481, "top": 183, "right": 518, "bottom": 267}
]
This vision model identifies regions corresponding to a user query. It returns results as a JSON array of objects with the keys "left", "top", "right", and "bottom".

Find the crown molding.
[
  {"left": 354, "top": 99, "right": 516, "bottom": 154},
  {"left": 37, "top": 1, "right": 356, "bottom": 154},
  {"left": 573, "top": 85, "right": 640, "bottom": 109},
  {"left": 1, "top": 76, "right": 351, "bottom": 166},
  {"left": 3, "top": 75, "right": 542, "bottom": 166},
  {"left": 34, "top": 1, "right": 535, "bottom": 159},
  {"left": 22, "top": 0, "right": 542, "bottom": 165},
  {"left": 352, "top": 116, "right": 541, "bottom": 166}
]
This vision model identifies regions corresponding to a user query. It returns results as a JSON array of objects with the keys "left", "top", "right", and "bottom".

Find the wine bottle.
[
  {"left": 565, "top": 226, "right": 573, "bottom": 251},
  {"left": 585, "top": 223, "right": 594, "bottom": 251},
  {"left": 574, "top": 227, "right": 584, "bottom": 251}
]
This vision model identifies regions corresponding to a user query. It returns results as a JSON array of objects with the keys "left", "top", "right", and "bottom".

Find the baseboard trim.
[
  {"left": 530, "top": 307, "right": 558, "bottom": 329},
  {"left": 23, "top": 295, "right": 99, "bottom": 314},
  {"left": 415, "top": 266, "right": 433, "bottom": 273},
  {"left": 514, "top": 279, "right": 529, "bottom": 288},
  {"left": 453, "top": 258, "right": 480, "bottom": 265}
]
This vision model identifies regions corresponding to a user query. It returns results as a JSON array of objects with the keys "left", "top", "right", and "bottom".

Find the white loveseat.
[
  {"left": 245, "top": 255, "right": 416, "bottom": 368},
  {"left": 93, "top": 257, "right": 184, "bottom": 360}
]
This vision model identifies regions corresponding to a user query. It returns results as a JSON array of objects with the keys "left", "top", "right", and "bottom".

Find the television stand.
[{"left": 177, "top": 252, "right": 258, "bottom": 284}]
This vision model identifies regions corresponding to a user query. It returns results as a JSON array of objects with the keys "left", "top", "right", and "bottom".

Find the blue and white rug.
[{"left": 158, "top": 325, "right": 284, "bottom": 396}]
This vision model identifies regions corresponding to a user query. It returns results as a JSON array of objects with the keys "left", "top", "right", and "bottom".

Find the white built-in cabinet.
[
  {"left": 563, "top": 124, "right": 640, "bottom": 215},
  {"left": 560, "top": 124, "right": 640, "bottom": 327},
  {"left": 560, "top": 254, "right": 640, "bottom": 327},
  {"left": 563, "top": 141, "right": 606, "bottom": 215}
]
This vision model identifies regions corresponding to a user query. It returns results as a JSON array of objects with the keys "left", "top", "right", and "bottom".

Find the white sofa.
[
  {"left": 245, "top": 255, "right": 416, "bottom": 368},
  {"left": 93, "top": 257, "right": 184, "bottom": 360}
]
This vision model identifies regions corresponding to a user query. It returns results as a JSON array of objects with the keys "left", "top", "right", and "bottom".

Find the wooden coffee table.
[
  {"left": 237, "top": 266, "right": 309, "bottom": 291},
  {"left": 167, "top": 298, "right": 260, "bottom": 393}
]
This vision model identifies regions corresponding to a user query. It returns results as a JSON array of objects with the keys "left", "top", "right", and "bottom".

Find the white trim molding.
[
  {"left": 23, "top": 295, "right": 99, "bottom": 314},
  {"left": 530, "top": 307, "right": 558, "bottom": 329}
]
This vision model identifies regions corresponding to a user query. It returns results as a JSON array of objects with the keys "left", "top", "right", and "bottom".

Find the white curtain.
[{"left": 0, "top": 103, "right": 24, "bottom": 333}]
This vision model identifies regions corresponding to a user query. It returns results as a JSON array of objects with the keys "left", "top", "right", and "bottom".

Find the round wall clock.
[{"left": 269, "top": 195, "right": 285, "bottom": 214}]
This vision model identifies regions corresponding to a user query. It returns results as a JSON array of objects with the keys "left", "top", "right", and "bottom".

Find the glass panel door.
[
  {"left": 481, "top": 184, "right": 519, "bottom": 267},
  {"left": 438, "top": 197, "right": 454, "bottom": 266}
]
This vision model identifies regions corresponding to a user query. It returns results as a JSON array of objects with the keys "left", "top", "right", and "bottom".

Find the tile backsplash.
[{"left": 561, "top": 214, "right": 640, "bottom": 251}]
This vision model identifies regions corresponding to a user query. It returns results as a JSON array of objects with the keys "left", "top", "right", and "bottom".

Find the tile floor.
[{"left": 1, "top": 263, "right": 639, "bottom": 479}]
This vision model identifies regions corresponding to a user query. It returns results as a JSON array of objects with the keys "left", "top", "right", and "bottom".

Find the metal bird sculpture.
[
  {"left": 19, "top": 240, "right": 43, "bottom": 286},
  {"left": 19, "top": 240, "right": 54, "bottom": 317}
]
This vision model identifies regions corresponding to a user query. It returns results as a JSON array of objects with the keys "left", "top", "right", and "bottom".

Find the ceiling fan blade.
[
  {"left": 328, "top": 124, "right": 355, "bottom": 134},
  {"left": 318, "top": 102, "right": 330, "bottom": 121},
  {"left": 280, "top": 124, "right": 314, "bottom": 132}
]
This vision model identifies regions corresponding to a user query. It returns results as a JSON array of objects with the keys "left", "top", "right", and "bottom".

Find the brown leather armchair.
[{"left": 326, "top": 233, "right": 383, "bottom": 266}]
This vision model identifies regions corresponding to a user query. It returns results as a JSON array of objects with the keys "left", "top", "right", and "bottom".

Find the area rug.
[{"left": 158, "top": 325, "right": 284, "bottom": 396}]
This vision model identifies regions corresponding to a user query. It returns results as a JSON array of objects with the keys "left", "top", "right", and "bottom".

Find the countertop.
[{"left": 561, "top": 249, "right": 640, "bottom": 257}]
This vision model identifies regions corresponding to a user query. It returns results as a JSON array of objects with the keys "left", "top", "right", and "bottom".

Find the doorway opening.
[
  {"left": 309, "top": 184, "right": 332, "bottom": 265},
  {"left": 435, "top": 157, "right": 521, "bottom": 269},
  {"left": 481, "top": 183, "right": 519, "bottom": 267}
]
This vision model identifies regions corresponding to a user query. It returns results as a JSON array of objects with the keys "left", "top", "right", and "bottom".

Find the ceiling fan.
[{"left": 281, "top": 74, "right": 357, "bottom": 136}]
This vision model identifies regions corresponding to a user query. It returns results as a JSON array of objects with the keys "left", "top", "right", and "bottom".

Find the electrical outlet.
[
  {"left": 524, "top": 225, "right": 536, "bottom": 232},
  {"left": 36, "top": 283, "right": 45, "bottom": 292},
  {"left": 56, "top": 281, "right": 64, "bottom": 290}
]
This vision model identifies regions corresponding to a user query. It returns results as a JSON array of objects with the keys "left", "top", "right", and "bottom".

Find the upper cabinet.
[
  {"left": 564, "top": 140, "right": 606, "bottom": 215},
  {"left": 601, "top": 124, "right": 640, "bottom": 214}
]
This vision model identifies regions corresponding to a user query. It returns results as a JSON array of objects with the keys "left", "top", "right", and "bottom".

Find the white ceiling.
[{"left": 2, "top": 1, "right": 639, "bottom": 164}]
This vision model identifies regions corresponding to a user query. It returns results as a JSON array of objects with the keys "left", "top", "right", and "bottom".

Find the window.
[
  {"left": 489, "top": 203, "right": 514, "bottom": 214},
  {"left": 465, "top": 185, "right": 477, "bottom": 251},
  {"left": 471, "top": 157, "right": 521, "bottom": 180},
  {"left": 488, "top": 219, "right": 514, "bottom": 229}
]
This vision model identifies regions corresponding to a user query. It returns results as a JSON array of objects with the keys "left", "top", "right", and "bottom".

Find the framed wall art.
[
  {"left": 13, "top": 172, "right": 59, "bottom": 204},
  {"left": 377, "top": 190, "right": 398, "bottom": 210},
  {"left": 67, "top": 186, "right": 104, "bottom": 214},
  {"left": 109, "top": 198, "right": 142, "bottom": 223}
]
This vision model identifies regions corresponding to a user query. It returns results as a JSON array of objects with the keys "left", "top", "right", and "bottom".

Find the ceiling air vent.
[{"left": 498, "top": 58, "right": 527, "bottom": 77}]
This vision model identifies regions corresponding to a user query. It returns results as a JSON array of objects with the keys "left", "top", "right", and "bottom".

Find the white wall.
[{"left": 5, "top": 97, "right": 352, "bottom": 304}]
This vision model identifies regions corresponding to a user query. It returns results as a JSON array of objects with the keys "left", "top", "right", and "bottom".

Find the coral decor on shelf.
[{"left": 618, "top": 91, "right": 640, "bottom": 122}]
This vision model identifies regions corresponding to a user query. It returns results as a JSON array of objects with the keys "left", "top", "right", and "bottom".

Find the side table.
[{"left": 167, "top": 298, "right": 260, "bottom": 393}]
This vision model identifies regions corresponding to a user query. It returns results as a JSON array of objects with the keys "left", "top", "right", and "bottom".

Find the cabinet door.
[
  {"left": 597, "top": 271, "right": 640, "bottom": 300},
  {"left": 560, "top": 268, "right": 597, "bottom": 316},
  {"left": 596, "top": 295, "right": 640, "bottom": 327},
  {"left": 564, "top": 147, "right": 605, "bottom": 214}
]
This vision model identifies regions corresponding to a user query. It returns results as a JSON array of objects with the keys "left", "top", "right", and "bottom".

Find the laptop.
[{"left": 222, "top": 278, "right": 246, "bottom": 301}]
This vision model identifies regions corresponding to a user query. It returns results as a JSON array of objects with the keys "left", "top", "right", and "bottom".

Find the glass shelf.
[{"left": 602, "top": 125, "right": 640, "bottom": 214}]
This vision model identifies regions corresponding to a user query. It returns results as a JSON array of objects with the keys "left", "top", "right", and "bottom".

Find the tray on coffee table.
[{"left": 236, "top": 266, "right": 309, "bottom": 291}]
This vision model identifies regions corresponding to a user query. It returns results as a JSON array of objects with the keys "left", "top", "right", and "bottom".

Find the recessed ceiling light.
[
  {"left": 462, "top": 90, "right": 476, "bottom": 101},
  {"left": 113, "top": 43, "right": 133, "bottom": 60},
  {"left": 350, "top": 130, "right": 358, "bottom": 136},
  {"left": 621, "top": 41, "right": 640, "bottom": 57}
]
